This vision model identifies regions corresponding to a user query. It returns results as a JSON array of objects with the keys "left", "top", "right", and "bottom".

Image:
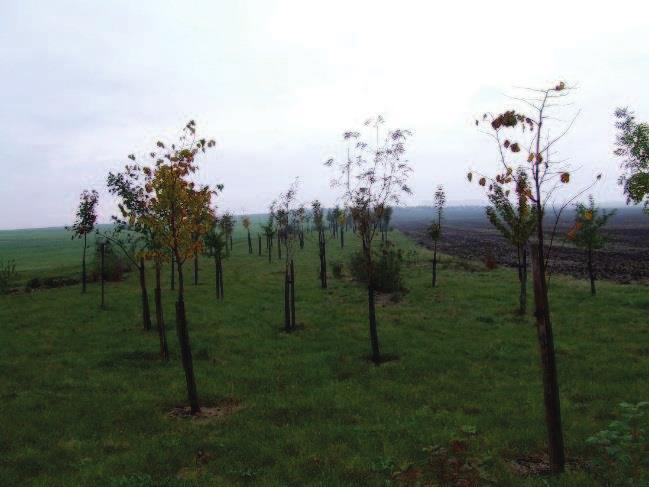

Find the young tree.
[
  {"left": 274, "top": 180, "right": 300, "bottom": 331},
  {"left": 142, "top": 120, "right": 218, "bottom": 414},
  {"left": 67, "top": 189, "right": 99, "bottom": 294},
  {"left": 312, "top": 200, "right": 327, "bottom": 289},
  {"left": 485, "top": 171, "right": 536, "bottom": 313},
  {"left": 204, "top": 220, "right": 226, "bottom": 300},
  {"left": 568, "top": 196, "right": 615, "bottom": 296},
  {"left": 338, "top": 208, "right": 346, "bottom": 248},
  {"left": 219, "top": 212, "right": 235, "bottom": 256},
  {"left": 381, "top": 205, "right": 393, "bottom": 242},
  {"left": 326, "top": 115, "right": 413, "bottom": 363},
  {"left": 261, "top": 213, "right": 275, "bottom": 263},
  {"left": 105, "top": 167, "right": 155, "bottom": 332},
  {"left": 242, "top": 216, "right": 253, "bottom": 254},
  {"left": 615, "top": 107, "right": 649, "bottom": 208},
  {"left": 471, "top": 82, "right": 599, "bottom": 473},
  {"left": 427, "top": 186, "right": 446, "bottom": 288},
  {"left": 296, "top": 205, "right": 306, "bottom": 249}
]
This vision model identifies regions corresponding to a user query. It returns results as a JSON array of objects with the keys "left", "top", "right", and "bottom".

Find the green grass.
[{"left": 0, "top": 227, "right": 647, "bottom": 485}]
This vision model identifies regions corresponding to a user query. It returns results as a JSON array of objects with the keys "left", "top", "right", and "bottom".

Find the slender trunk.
[
  {"left": 139, "top": 258, "right": 152, "bottom": 331},
  {"left": 319, "top": 232, "right": 328, "bottom": 289},
  {"left": 277, "top": 233, "right": 281, "bottom": 259},
  {"left": 268, "top": 236, "right": 272, "bottom": 263},
  {"left": 519, "top": 246, "right": 527, "bottom": 314},
  {"left": 587, "top": 247, "right": 596, "bottom": 296},
  {"left": 174, "top": 260, "right": 200, "bottom": 414},
  {"left": 432, "top": 241, "right": 438, "bottom": 288},
  {"left": 82, "top": 234, "right": 87, "bottom": 293},
  {"left": 193, "top": 253, "right": 198, "bottom": 285},
  {"left": 100, "top": 242, "right": 105, "bottom": 309},
  {"left": 219, "top": 257, "right": 224, "bottom": 299},
  {"left": 155, "top": 259, "right": 169, "bottom": 361},
  {"left": 284, "top": 265, "right": 291, "bottom": 332},
  {"left": 229, "top": 235, "right": 233, "bottom": 253},
  {"left": 340, "top": 227, "right": 344, "bottom": 249},
  {"left": 368, "top": 283, "right": 380, "bottom": 363},
  {"left": 531, "top": 242, "right": 565, "bottom": 473},
  {"left": 214, "top": 255, "right": 221, "bottom": 299},
  {"left": 258, "top": 234, "right": 262, "bottom": 256},
  {"left": 366, "top": 242, "right": 381, "bottom": 363},
  {"left": 247, "top": 230, "right": 252, "bottom": 254},
  {"left": 170, "top": 252, "right": 175, "bottom": 290},
  {"left": 290, "top": 259, "right": 296, "bottom": 330}
]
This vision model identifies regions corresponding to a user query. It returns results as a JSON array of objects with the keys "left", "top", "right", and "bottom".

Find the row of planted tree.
[{"left": 66, "top": 83, "right": 649, "bottom": 476}]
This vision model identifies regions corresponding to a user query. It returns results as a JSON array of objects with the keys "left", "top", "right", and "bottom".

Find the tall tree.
[
  {"left": 142, "top": 120, "right": 218, "bottom": 414},
  {"left": 567, "top": 196, "right": 615, "bottom": 296},
  {"left": 615, "top": 107, "right": 649, "bottom": 208},
  {"left": 484, "top": 171, "right": 536, "bottom": 313},
  {"left": 326, "top": 115, "right": 412, "bottom": 363},
  {"left": 427, "top": 186, "right": 446, "bottom": 288},
  {"left": 67, "top": 189, "right": 99, "bottom": 294},
  {"left": 471, "top": 82, "right": 599, "bottom": 473}
]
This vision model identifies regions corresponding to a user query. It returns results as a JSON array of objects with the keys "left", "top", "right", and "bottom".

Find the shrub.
[
  {"left": 586, "top": 401, "right": 649, "bottom": 485},
  {"left": 484, "top": 247, "right": 498, "bottom": 270},
  {"left": 91, "top": 241, "right": 130, "bottom": 282},
  {"left": 331, "top": 260, "right": 344, "bottom": 279},
  {"left": 349, "top": 241, "right": 404, "bottom": 293},
  {"left": 0, "top": 260, "right": 18, "bottom": 294}
]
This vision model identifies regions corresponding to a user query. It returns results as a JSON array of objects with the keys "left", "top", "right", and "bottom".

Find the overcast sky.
[{"left": 1, "top": 0, "right": 648, "bottom": 229}]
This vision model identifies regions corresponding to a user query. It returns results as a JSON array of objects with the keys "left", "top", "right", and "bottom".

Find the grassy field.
[{"left": 0, "top": 226, "right": 648, "bottom": 485}]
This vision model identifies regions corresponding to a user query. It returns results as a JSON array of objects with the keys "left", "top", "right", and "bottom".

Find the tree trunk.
[
  {"left": 247, "top": 230, "right": 252, "bottom": 254},
  {"left": 229, "top": 234, "right": 233, "bottom": 253},
  {"left": 193, "top": 253, "right": 199, "bottom": 285},
  {"left": 531, "top": 242, "right": 565, "bottom": 473},
  {"left": 82, "top": 234, "right": 87, "bottom": 294},
  {"left": 100, "top": 242, "right": 105, "bottom": 309},
  {"left": 170, "top": 252, "right": 175, "bottom": 290},
  {"left": 368, "top": 284, "right": 380, "bottom": 362},
  {"left": 268, "top": 237, "right": 272, "bottom": 263},
  {"left": 319, "top": 231, "right": 327, "bottom": 289},
  {"left": 365, "top": 243, "right": 381, "bottom": 363},
  {"left": 219, "top": 257, "right": 224, "bottom": 299},
  {"left": 290, "top": 259, "right": 296, "bottom": 330},
  {"left": 174, "top": 260, "right": 200, "bottom": 414},
  {"left": 340, "top": 227, "right": 344, "bottom": 249},
  {"left": 154, "top": 259, "right": 169, "bottom": 361},
  {"left": 277, "top": 233, "right": 282, "bottom": 259},
  {"left": 139, "top": 258, "right": 152, "bottom": 331},
  {"left": 258, "top": 234, "right": 262, "bottom": 256},
  {"left": 519, "top": 246, "right": 527, "bottom": 314},
  {"left": 214, "top": 255, "right": 221, "bottom": 299},
  {"left": 284, "top": 265, "right": 291, "bottom": 332},
  {"left": 587, "top": 247, "right": 596, "bottom": 296},
  {"left": 432, "top": 241, "right": 438, "bottom": 288}
]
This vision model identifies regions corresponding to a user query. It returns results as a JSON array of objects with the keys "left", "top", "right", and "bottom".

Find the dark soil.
[{"left": 395, "top": 207, "right": 649, "bottom": 284}]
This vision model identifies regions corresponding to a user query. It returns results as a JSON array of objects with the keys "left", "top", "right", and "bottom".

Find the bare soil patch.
[{"left": 167, "top": 398, "right": 243, "bottom": 422}]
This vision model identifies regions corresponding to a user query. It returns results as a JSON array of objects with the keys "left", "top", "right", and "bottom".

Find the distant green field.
[{"left": 0, "top": 227, "right": 647, "bottom": 485}]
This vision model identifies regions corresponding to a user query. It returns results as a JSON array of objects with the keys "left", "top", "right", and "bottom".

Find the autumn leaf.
[
  {"left": 467, "top": 172, "right": 473, "bottom": 182},
  {"left": 479, "top": 177, "right": 486, "bottom": 187},
  {"left": 560, "top": 172, "right": 570, "bottom": 183}
]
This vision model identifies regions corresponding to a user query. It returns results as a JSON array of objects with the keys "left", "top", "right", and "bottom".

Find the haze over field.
[{"left": 1, "top": 0, "right": 649, "bottom": 229}]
